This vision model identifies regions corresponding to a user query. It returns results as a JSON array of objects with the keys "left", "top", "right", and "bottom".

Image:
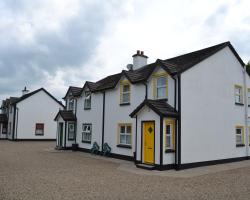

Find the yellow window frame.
[
  {"left": 165, "top": 119, "right": 175, "bottom": 150},
  {"left": 236, "top": 125, "right": 245, "bottom": 145},
  {"left": 234, "top": 84, "right": 243, "bottom": 104},
  {"left": 152, "top": 72, "right": 168, "bottom": 99},
  {"left": 120, "top": 80, "right": 131, "bottom": 104},
  {"left": 117, "top": 123, "right": 132, "bottom": 146}
]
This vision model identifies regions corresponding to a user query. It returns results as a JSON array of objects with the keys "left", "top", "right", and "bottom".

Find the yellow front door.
[{"left": 143, "top": 121, "right": 155, "bottom": 164}]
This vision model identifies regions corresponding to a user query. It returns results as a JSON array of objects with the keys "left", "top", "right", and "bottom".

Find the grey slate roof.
[
  {"left": 54, "top": 110, "right": 76, "bottom": 121},
  {"left": 130, "top": 99, "right": 178, "bottom": 117},
  {"left": 63, "top": 86, "right": 83, "bottom": 99},
  {"left": 84, "top": 41, "right": 244, "bottom": 93}
]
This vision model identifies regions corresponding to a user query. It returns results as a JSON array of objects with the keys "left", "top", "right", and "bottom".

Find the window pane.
[
  {"left": 123, "top": 85, "right": 130, "bottom": 92},
  {"left": 236, "top": 128, "right": 242, "bottom": 135},
  {"left": 120, "top": 135, "right": 126, "bottom": 144},
  {"left": 120, "top": 126, "right": 125, "bottom": 133},
  {"left": 126, "top": 126, "right": 131, "bottom": 133},
  {"left": 166, "top": 135, "right": 171, "bottom": 148},
  {"left": 157, "top": 87, "right": 166, "bottom": 98},
  {"left": 126, "top": 135, "right": 131, "bottom": 145},
  {"left": 157, "top": 77, "right": 166, "bottom": 87},
  {"left": 122, "top": 93, "right": 129, "bottom": 103}
]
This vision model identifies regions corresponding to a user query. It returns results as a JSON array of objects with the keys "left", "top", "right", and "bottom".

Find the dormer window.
[
  {"left": 120, "top": 83, "right": 130, "bottom": 105},
  {"left": 84, "top": 91, "right": 91, "bottom": 110},
  {"left": 68, "top": 99, "right": 74, "bottom": 110},
  {"left": 156, "top": 76, "right": 167, "bottom": 99}
]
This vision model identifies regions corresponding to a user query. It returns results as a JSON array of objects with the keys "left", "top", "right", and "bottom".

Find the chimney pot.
[
  {"left": 137, "top": 50, "right": 140, "bottom": 54},
  {"left": 141, "top": 51, "right": 144, "bottom": 55}
]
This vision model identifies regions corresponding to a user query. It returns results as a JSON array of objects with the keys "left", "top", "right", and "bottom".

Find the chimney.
[
  {"left": 22, "top": 86, "right": 29, "bottom": 96},
  {"left": 132, "top": 50, "right": 148, "bottom": 70}
]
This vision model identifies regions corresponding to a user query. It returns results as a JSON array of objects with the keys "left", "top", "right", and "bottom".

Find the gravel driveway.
[{"left": 0, "top": 141, "right": 250, "bottom": 200}]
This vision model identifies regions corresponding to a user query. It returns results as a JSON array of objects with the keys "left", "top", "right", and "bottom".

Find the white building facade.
[
  {"left": 1, "top": 88, "right": 64, "bottom": 141},
  {"left": 55, "top": 42, "right": 250, "bottom": 170}
]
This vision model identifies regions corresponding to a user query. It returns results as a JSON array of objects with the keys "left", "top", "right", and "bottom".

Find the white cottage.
[
  {"left": 0, "top": 87, "right": 64, "bottom": 141},
  {"left": 55, "top": 42, "right": 250, "bottom": 170}
]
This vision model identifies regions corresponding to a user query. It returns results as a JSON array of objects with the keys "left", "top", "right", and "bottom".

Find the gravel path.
[{"left": 0, "top": 141, "right": 250, "bottom": 200}]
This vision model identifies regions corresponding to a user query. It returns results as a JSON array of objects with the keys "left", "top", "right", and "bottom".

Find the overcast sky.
[{"left": 0, "top": 0, "right": 250, "bottom": 102}]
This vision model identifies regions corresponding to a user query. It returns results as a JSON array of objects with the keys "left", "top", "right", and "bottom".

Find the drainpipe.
[
  {"left": 243, "top": 65, "right": 249, "bottom": 157},
  {"left": 143, "top": 82, "right": 148, "bottom": 99}
]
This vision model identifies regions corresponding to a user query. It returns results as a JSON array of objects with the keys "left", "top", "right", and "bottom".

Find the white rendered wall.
[
  {"left": 136, "top": 106, "right": 160, "bottom": 164},
  {"left": 181, "top": 46, "right": 248, "bottom": 164},
  {"left": 76, "top": 90, "right": 103, "bottom": 150},
  {"left": 15, "top": 90, "right": 63, "bottom": 139},
  {"left": 104, "top": 77, "right": 145, "bottom": 157}
]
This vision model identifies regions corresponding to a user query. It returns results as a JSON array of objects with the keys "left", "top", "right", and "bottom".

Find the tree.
[{"left": 246, "top": 61, "right": 250, "bottom": 76}]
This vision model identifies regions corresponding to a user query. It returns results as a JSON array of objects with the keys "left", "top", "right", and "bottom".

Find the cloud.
[
  {"left": 0, "top": 0, "right": 250, "bottom": 102},
  {"left": 0, "top": 0, "right": 127, "bottom": 100}
]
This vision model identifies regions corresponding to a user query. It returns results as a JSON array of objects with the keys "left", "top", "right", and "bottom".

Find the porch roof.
[
  {"left": 54, "top": 110, "right": 76, "bottom": 121},
  {"left": 0, "top": 114, "right": 8, "bottom": 123},
  {"left": 130, "top": 99, "right": 178, "bottom": 118}
]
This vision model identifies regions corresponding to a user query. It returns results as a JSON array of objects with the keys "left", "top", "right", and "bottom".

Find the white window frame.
[
  {"left": 236, "top": 126, "right": 244, "bottom": 146},
  {"left": 82, "top": 124, "right": 92, "bottom": 143},
  {"left": 35, "top": 123, "right": 44, "bottom": 136},
  {"left": 118, "top": 124, "right": 132, "bottom": 146},
  {"left": 84, "top": 91, "right": 91, "bottom": 109},
  {"left": 156, "top": 76, "right": 167, "bottom": 99},
  {"left": 68, "top": 123, "right": 75, "bottom": 140},
  {"left": 120, "top": 84, "right": 130, "bottom": 104},
  {"left": 166, "top": 124, "right": 173, "bottom": 149},
  {"left": 235, "top": 85, "right": 243, "bottom": 104}
]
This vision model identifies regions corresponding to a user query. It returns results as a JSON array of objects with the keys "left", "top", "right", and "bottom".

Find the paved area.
[{"left": 1, "top": 141, "right": 250, "bottom": 200}]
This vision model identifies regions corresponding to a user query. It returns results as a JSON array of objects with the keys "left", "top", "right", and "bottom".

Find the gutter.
[
  {"left": 243, "top": 65, "right": 249, "bottom": 157},
  {"left": 12, "top": 104, "right": 16, "bottom": 140},
  {"left": 101, "top": 91, "right": 106, "bottom": 151},
  {"left": 142, "top": 82, "right": 148, "bottom": 99},
  {"left": 15, "top": 107, "right": 19, "bottom": 140}
]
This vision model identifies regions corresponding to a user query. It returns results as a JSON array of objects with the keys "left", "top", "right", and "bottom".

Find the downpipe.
[{"left": 243, "top": 65, "right": 249, "bottom": 157}]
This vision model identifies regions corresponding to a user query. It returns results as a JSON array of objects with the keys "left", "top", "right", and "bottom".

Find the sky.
[{"left": 0, "top": 0, "right": 250, "bottom": 102}]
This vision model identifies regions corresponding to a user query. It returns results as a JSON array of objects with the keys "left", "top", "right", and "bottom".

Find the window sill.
[
  {"left": 68, "top": 138, "right": 74, "bottom": 141},
  {"left": 165, "top": 149, "right": 175, "bottom": 153},
  {"left": 155, "top": 98, "right": 168, "bottom": 101},
  {"left": 236, "top": 144, "right": 245, "bottom": 147},
  {"left": 117, "top": 144, "right": 132, "bottom": 149},
  {"left": 84, "top": 107, "right": 91, "bottom": 110},
  {"left": 120, "top": 103, "right": 130, "bottom": 106},
  {"left": 35, "top": 134, "right": 44, "bottom": 136},
  {"left": 82, "top": 140, "right": 91, "bottom": 144},
  {"left": 235, "top": 102, "right": 244, "bottom": 106}
]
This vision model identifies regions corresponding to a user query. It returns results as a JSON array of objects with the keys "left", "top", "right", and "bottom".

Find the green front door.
[{"left": 59, "top": 123, "right": 64, "bottom": 147}]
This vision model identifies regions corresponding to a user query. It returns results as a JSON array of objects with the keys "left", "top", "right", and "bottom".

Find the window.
[
  {"left": 82, "top": 124, "right": 92, "bottom": 143},
  {"left": 84, "top": 91, "right": 91, "bottom": 109},
  {"left": 120, "top": 83, "right": 130, "bottom": 104},
  {"left": 68, "top": 99, "right": 74, "bottom": 110},
  {"left": 236, "top": 126, "right": 244, "bottom": 146},
  {"left": 235, "top": 85, "right": 243, "bottom": 104},
  {"left": 68, "top": 123, "right": 75, "bottom": 140},
  {"left": 118, "top": 124, "right": 132, "bottom": 146},
  {"left": 35, "top": 123, "right": 44, "bottom": 136},
  {"left": 165, "top": 120, "right": 175, "bottom": 150}
]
